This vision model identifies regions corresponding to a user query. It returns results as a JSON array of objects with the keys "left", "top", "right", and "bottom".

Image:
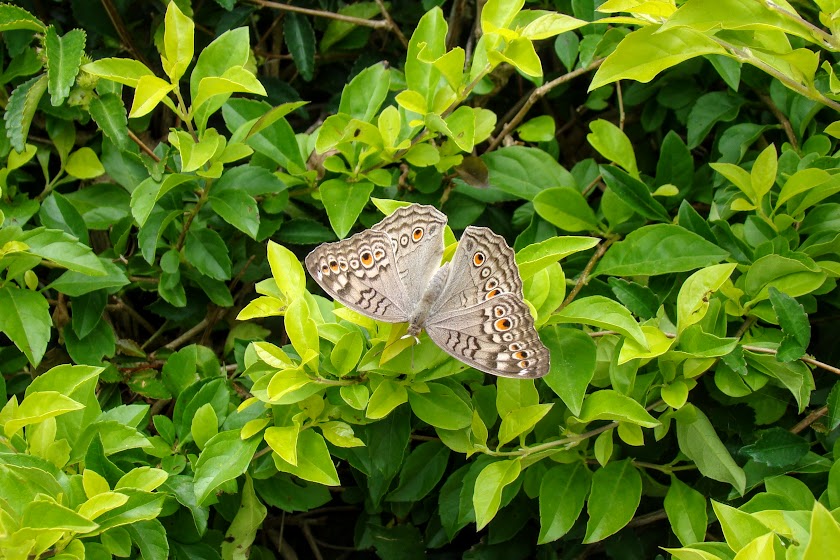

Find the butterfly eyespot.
[
  {"left": 480, "top": 267, "right": 492, "bottom": 278},
  {"left": 513, "top": 350, "right": 529, "bottom": 360},
  {"left": 485, "top": 289, "right": 501, "bottom": 300},
  {"left": 360, "top": 251, "right": 374, "bottom": 267},
  {"left": 412, "top": 227, "right": 424, "bottom": 241},
  {"left": 494, "top": 318, "right": 512, "bottom": 331},
  {"left": 473, "top": 252, "right": 486, "bottom": 267},
  {"left": 518, "top": 360, "right": 531, "bottom": 369},
  {"left": 373, "top": 249, "right": 385, "bottom": 260},
  {"left": 339, "top": 260, "right": 348, "bottom": 271},
  {"left": 329, "top": 260, "right": 340, "bottom": 273},
  {"left": 350, "top": 259, "right": 360, "bottom": 269},
  {"left": 485, "top": 279, "right": 498, "bottom": 290},
  {"left": 321, "top": 264, "right": 329, "bottom": 275},
  {"left": 400, "top": 234, "right": 410, "bottom": 247},
  {"left": 509, "top": 342, "right": 522, "bottom": 351},
  {"left": 502, "top": 332, "right": 514, "bottom": 342},
  {"left": 494, "top": 306, "right": 505, "bottom": 317}
]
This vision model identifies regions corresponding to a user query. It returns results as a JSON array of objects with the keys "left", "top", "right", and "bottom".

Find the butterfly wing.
[
  {"left": 372, "top": 204, "right": 447, "bottom": 304},
  {"left": 425, "top": 293, "right": 550, "bottom": 378},
  {"left": 430, "top": 226, "right": 524, "bottom": 314},
  {"left": 305, "top": 229, "right": 411, "bottom": 322}
]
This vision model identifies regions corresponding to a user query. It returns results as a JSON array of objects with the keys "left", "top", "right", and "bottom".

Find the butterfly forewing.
[
  {"left": 425, "top": 293, "right": 550, "bottom": 378},
  {"left": 304, "top": 229, "right": 411, "bottom": 322},
  {"left": 372, "top": 204, "right": 446, "bottom": 303}
]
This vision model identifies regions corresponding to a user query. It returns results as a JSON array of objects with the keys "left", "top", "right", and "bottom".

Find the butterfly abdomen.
[{"left": 407, "top": 263, "right": 450, "bottom": 336}]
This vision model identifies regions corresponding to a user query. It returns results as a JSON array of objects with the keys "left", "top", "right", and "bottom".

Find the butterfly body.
[{"left": 305, "top": 204, "right": 550, "bottom": 378}]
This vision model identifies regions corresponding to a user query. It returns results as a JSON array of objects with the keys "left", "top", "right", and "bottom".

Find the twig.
[
  {"left": 627, "top": 508, "right": 668, "bottom": 528},
  {"left": 616, "top": 80, "right": 625, "bottom": 131},
  {"left": 374, "top": 0, "right": 408, "bottom": 48},
  {"left": 446, "top": 0, "right": 468, "bottom": 50},
  {"left": 742, "top": 345, "right": 840, "bottom": 376},
  {"left": 109, "top": 297, "right": 156, "bottom": 334},
  {"left": 756, "top": 91, "right": 797, "bottom": 150},
  {"left": 246, "top": 0, "right": 392, "bottom": 30},
  {"left": 790, "top": 405, "right": 828, "bottom": 434},
  {"left": 162, "top": 318, "right": 209, "bottom": 351},
  {"left": 301, "top": 522, "right": 324, "bottom": 560},
  {"left": 558, "top": 236, "right": 615, "bottom": 311},
  {"left": 128, "top": 130, "right": 160, "bottom": 162},
  {"left": 100, "top": 0, "right": 153, "bottom": 69},
  {"left": 485, "top": 58, "right": 605, "bottom": 152}
]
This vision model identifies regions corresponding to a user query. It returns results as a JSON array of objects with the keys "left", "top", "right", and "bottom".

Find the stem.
[
  {"left": 175, "top": 178, "right": 214, "bottom": 251},
  {"left": 246, "top": 0, "right": 392, "bottom": 30},
  {"left": 374, "top": 0, "right": 408, "bottom": 48},
  {"left": 742, "top": 345, "right": 840, "bottom": 376},
  {"left": 485, "top": 58, "right": 605, "bottom": 153},
  {"left": 558, "top": 236, "right": 616, "bottom": 311}
]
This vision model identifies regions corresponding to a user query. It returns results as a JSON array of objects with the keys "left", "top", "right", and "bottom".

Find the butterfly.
[{"left": 304, "top": 204, "right": 550, "bottom": 378}]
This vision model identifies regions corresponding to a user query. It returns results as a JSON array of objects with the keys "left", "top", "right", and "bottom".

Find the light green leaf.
[
  {"left": 367, "top": 380, "right": 408, "bottom": 420},
  {"left": 576, "top": 390, "right": 659, "bottom": 428},
  {"left": 583, "top": 459, "right": 641, "bottom": 543},
  {"left": 497, "top": 403, "right": 553, "bottom": 447},
  {"left": 284, "top": 298, "right": 319, "bottom": 362},
  {"left": 267, "top": 240, "right": 306, "bottom": 301},
  {"left": 473, "top": 459, "right": 521, "bottom": 530},
  {"left": 550, "top": 295, "right": 647, "bottom": 349},
  {"left": 588, "top": 119, "right": 638, "bottom": 178},
  {"left": 162, "top": 1, "right": 194, "bottom": 83},
  {"left": 665, "top": 475, "right": 708, "bottom": 546},
  {"left": 408, "top": 382, "right": 472, "bottom": 430},
  {"left": 538, "top": 462, "right": 591, "bottom": 543},
  {"left": 515, "top": 235, "right": 599, "bottom": 279},
  {"left": 4, "top": 391, "right": 84, "bottom": 437},
  {"left": 676, "top": 263, "right": 738, "bottom": 334},
  {"left": 193, "top": 431, "right": 260, "bottom": 505},
  {"left": 82, "top": 58, "right": 154, "bottom": 88},
  {"left": 65, "top": 147, "right": 105, "bottom": 179},
  {"left": 192, "top": 66, "right": 266, "bottom": 113},
  {"left": 533, "top": 187, "right": 598, "bottom": 232},
  {"left": 273, "top": 429, "right": 340, "bottom": 486},
  {"left": 711, "top": 501, "right": 771, "bottom": 552},
  {"left": 320, "top": 179, "right": 374, "bottom": 239},
  {"left": 676, "top": 405, "right": 746, "bottom": 494},
  {"left": 128, "top": 75, "right": 175, "bottom": 119},
  {"left": 0, "top": 285, "right": 51, "bottom": 366}
]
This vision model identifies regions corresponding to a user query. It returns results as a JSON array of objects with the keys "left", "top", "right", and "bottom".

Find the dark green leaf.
[
  {"left": 44, "top": 26, "right": 86, "bottom": 106},
  {"left": 4, "top": 74, "right": 48, "bottom": 152},
  {"left": 284, "top": 13, "right": 315, "bottom": 81},
  {"left": 89, "top": 94, "right": 129, "bottom": 150},
  {"left": 484, "top": 146, "right": 577, "bottom": 201},
  {"left": 608, "top": 278, "right": 660, "bottom": 319},
  {"left": 408, "top": 382, "right": 472, "bottom": 430},
  {"left": 827, "top": 382, "right": 840, "bottom": 431},
  {"left": 387, "top": 441, "right": 450, "bottom": 502},
  {"left": 538, "top": 462, "right": 591, "bottom": 543},
  {"left": 740, "top": 427, "right": 809, "bottom": 468},
  {"left": 686, "top": 91, "right": 744, "bottom": 148},
  {"left": 768, "top": 287, "right": 811, "bottom": 362},
  {"left": 583, "top": 459, "right": 641, "bottom": 543},
  {"left": 0, "top": 285, "right": 51, "bottom": 366},
  {"left": 601, "top": 165, "right": 670, "bottom": 222},
  {"left": 185, "top": 228, "right": 232, "bottom": 281}
]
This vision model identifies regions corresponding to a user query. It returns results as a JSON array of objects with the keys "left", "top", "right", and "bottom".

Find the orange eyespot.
[
  {"left": 495, "top": 318, "right": 512, "bottom": 331},
  {"left": 485, "top": 289, "right": 501, "bottom": 300},
  {"left": 329, "top": 260, "right": 339, "bottom": 273},
  {"left": 513, "top": 351, "right": 529, "bottom": 360},
  {"left": 494, "top": 306, "right": 505, "bottom": 317},
  {"left": 485, "top": 279, "right": 498, "bottom": 290},
  {"left": 509, "top": 342, "right": 522, "bottom": 352},
  {"left": 473, "top": 252, "right": 485, "bottom": 267},
  {"left": 339, "top": 260, "right": 348, "bottom": 271},
  {"left": 361, "top": 251, "right": 373, "bottom": 267},
  {"left": 374, "top": 249, "right": 385, "bottom": 260},
  {"left": 518, "top": 360, "right": 531, "bottom": 369},
  {"left": 321, "top": 264, "right": 329, "bottom": 275},
  {"left": 412, "top": 227, "right": 424, "bottom": 241}
]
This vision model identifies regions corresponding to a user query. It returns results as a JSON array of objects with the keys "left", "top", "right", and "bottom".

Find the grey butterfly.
[{"left": 304, "top": 204, "right": 550, "bottom": 378}]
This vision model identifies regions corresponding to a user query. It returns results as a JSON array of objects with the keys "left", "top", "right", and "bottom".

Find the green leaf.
[
  {"left": 768, "top": 286, "right": 811, "bottom": 362},
  {"left": 20, "top": 227, "right": 107, "bottom": 275},
  {"left": 676, "top": 263, "right": 738, "bottom": 334},
  {"left": 387, "top": 441, "right": 450, "bottom": 502},
  {"left": 4, "top": 390, "right": 83, "bottom": 437},
  {"left": 550, "top": 295, "right": 648, "bottom": 349},
  {"left": 711, "top": 501, "right": 771, "bottom": 552},
  {"left": 745, "top": 352, "right": 814, "bottom": 413},
  {"left": 588, "top": 120, "right": 638, "bottom": 178},
  {"left": 338, "top": 62, "right": 390, "bottom": 123},
  {"left": 82, "top": 58, "right": 155, "bottom": 88},
  {"left": 576, "top": 390, "right": 659, "bottom": 428},
  {"left": 221, "top": 475, "right": 267, "bottom": 560},
  {"left": 498, "top": 403, "right": 553, "bottom": 447},
  {"left": 223, "top": 99, "right": 306, "bottom": 173},
  {"left": 664, "top": 475, "right": 708, "bottom": 546},
  {"left": 473, "top": 459, "right": 521, "bottom": 530},
  {"left": 600, "top": 165, "right": 670, "bottom": 222},
  {"left": 4, "top": 74, "right": 47, "bottom": 152},
  {"left": 827, "top": 382, "right": 840, "bottom": 432},
  {"left": 193, "top": 430, "right": 260, "bottom": 505},
  {"left": 608, "top": 278, "right": 660, "bottom": 320},
  {"left": 595, "top": 224, "right": 728, "bottom": 277},
  {"left": 0, "top": 4, "right": 45, "bottom": 31},
  {"left": 408, "top": 382, "right": 472, "bottom": 430},
  {"left": 367, "top": 380, "right": 408, "bottom": 420},
  {"left": 517, "top": 115, "right": 555, "bottom": 142},
  {"left": 285, "top": 297, "right": 319, "bottom": 360},
  {"left": 321, "top": 1, "right": 381, "bottom": 51},
  {"left": 533, "top": 187, "right": 599, "bottom": 232},
  {"left": 22, "top": 498, "right": 98, "bottom": 532},
  {"left": 162, "top": 1, "right": 194, "bottom": 83},
  {"left": 340, "top": 384, "right": 369, "bottom": 410},
  {"left": 750, "top": 144, "right": 777, "bottom": 203},
  {"left": 483, "top": 146, "right": 577, "bottom": 201},
  {"left": 481, "top": 0, "right": 523, "bottom": 32},
  {"left": 190, "top": 27, "right": 251, "bottom": 132},
  {"left": 44, "top": 26, "right": 86, "bottom": 106},
  {"left": 331, "top": 331, "right": 364, "bottom": 376},
  {"left": 521, "top": 12, "right": 587, "bottom": 40},
  {"left": 191, "top": 66, "right": 266, "bottom": 113},
  {"left": 284, "top": 13, "right": 315, "bottom": 81},
  {"left": 583, "top": 459, "right": 641, "bottom": 543},
  {"left": 273, "top": 429, "right": 340, "bottom": 486},
  {"left": 208, "top": 187, "right": 259, "bottom": 239},
  {"left": 804, "top": 502, "right": 840, "bottom": 559},
  {"left": 686, "top": 91, "right": 744, "bottom": 149},
  {"left": 128, "top": 75, "right": 175, "bottom": 119},
  {"left": 492, "top": 36, "right": 542, "bottom": 78},
  {"left": 515, "top": 235, "right": 600, "bottom": 280},
  {"left": 744, "top": 254, "right": 826, "bottom": 304},
  {"left": 320, "top": 421, "right": 364, "bottom": 448},
  {"left": 65, "top": 147, "right": 105, "bottom": 179},
  {"left": 320, "top": 179, "right": 374, "bottom": 239},
  {"left": 675, "top": 404, "right": 746, "bottom": 495},
  {"left": 541, "top": 328, "right": 596, "bottom": 417},
  {"left": 190, "top": 403, "right": 219, "bottom": 450},
  {"left": 48, "top": 259, "right": 129, "bottom": 296},
  {"left": 185, "top": 228, "right": 232, "bottom": 281},
  {"left": 538, "top": 462, "right": 591, "bottom": 543},
  {"left": 89, "top": 94, "right": 129, "bottom": 150},
  {"left": 267, "top": 240, "right": 306, "bottom": 301},
  {"left": 0, "top": 287, "right": 57, "bottom": 366},
  {"left": 590, "top": 26, "right": 726, "bottom": 90}
]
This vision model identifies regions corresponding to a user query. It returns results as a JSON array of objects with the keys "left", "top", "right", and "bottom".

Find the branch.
[
  {"left": 246, "top": 0, "right": 392, "bottom": 30},
  {"left": 790, "top": 405, "right": 828, "bottom": 434},
  {"left": 485, "top": 58, "right": 605, "bottom": 152},
  {"left": 742, "top": 345, "right": 840, "bottom": 376},
  {"left": 374, "top": 0, "right": 408, "bottom": 48},
  {"left": 558, "top": 236, "right": 616, "bottom": 311}
]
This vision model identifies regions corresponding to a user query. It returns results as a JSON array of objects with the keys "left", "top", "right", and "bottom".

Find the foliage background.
[{"left": 1, "top": 0, "right": 839, "bottom": 559}]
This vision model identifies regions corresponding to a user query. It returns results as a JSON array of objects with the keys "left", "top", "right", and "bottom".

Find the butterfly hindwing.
[
  {"left": 304, "top": 229, "right": 410, "bottom": 322},
  {"left": 430, "top": 226, "right": 524, "bottom": 315},
  {"left": 372, "top": 204, "right": 446, "bottom": 303},
  {"left": 425, "top": 293, "right": 550, "bottom": 378}
]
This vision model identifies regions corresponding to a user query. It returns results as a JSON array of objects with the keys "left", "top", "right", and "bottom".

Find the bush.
[{"left": 1, "top": 0, "right": 839, "bottom": 558}]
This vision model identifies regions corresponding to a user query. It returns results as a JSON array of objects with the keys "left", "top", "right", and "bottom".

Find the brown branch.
[
  {"left": 374, "top": 0, "right": 408, "bottom": 48},
  {"left": 100, "top": 0, "right": 153, "bottom": 69},
  {"left": 742, "top": 345, "right": 840, "bottom": 376},
  {"left": 162, "top": 318, "right": 209, "bottom": 351},
  {"left": 445, "top": 0, "right": 468, "bottom": 50},
  {"left": 790, "top": 405, "right": 828, "bottom": 434},
  {"left": 246, "top": 0, "right": 392, "bottom": 30},
  {"left": 626, "top": 508, "right": 668, "bottom": 529},
  {"left": 485, "top": 58, "right": 605, "bottom": 153},
  {"left": 756, "top": 91, "right": 798, "bottom": 150}
]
